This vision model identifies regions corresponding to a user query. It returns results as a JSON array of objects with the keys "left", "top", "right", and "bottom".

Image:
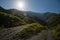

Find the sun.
[{"left": 16, "top": 1, "right": 25, "bottom": 10}]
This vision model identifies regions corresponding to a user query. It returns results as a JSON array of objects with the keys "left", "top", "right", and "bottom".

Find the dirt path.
[{"left": 0, "top": 24, "right": 31, "bottom": 40}]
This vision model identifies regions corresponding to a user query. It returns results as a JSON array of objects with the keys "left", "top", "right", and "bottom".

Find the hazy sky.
[{"left": 0, "top": 0, "right": 60, "bottom": 13}]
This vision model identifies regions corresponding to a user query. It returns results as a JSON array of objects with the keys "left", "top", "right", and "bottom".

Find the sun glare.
[{"left": 16, "top": 1, "right": 25, "bottom": 10}]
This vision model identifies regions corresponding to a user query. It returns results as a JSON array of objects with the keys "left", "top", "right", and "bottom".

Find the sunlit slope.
[
  {"left": 0, "top": 6, "right": 36, "bottom": 28},
  {"left": 0, "top": 12, "right": 26, "bottom": 28}
]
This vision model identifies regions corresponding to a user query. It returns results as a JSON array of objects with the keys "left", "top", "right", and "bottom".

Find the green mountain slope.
[
  {"left": 0, "top": 6, "right": 26, "bottom": 28},
  {"left": 0, "top": 6, "right": 36, "bottom": 28},
  {"left": 0, "top": 12, "right": 26, "bottom": 28},
  {"left": 47, "top": 14, "right": 60, "bottom": 40}
]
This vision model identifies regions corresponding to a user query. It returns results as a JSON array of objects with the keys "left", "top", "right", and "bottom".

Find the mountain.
[
  {"left": 28, "top": 12, "right": 57, "bottom": 20},
  {"left": 47, "top": 14, "right": 60, "bottom": 26},
  {"left": 42, "top": 12, "right": 57, "bottom": 22},
  {"left": 0, "top": 6, "right": 6, "bottom": 12},
  {"left": 0, "top": 6, "right": 26, "bottom": 28},
  {"left": 0, "top": 6, "right": 37, "bottom": 28},
  {"left": 7, "top": 8, "right": 58, "bottom": 25},
  {"left": 25, "top": 11, "right": 57, "bottom": 25},
  {"left": 6, "top": 7, "right": 58, "bottom": 23},
  {"left": 0, "top": 6, "right": 60, "bottom": 40},
  {"left": 0, "top": 6, "right": 59, "bottom": 27}
]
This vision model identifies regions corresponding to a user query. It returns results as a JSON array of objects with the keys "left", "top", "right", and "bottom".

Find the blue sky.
[{"left": 0, "top": 0, "right": 60, "bottom": 13}]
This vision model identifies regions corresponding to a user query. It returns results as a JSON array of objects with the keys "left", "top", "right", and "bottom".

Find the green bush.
[{"left": 52, "top": 24, "right": 60, "bottom": 40}]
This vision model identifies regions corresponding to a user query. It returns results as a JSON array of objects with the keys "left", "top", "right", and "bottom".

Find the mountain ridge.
[{"left": 0, "top": 6, "right": 59, "bottom": 27}]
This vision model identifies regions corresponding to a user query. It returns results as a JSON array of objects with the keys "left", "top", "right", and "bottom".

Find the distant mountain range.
[
  {"left": 0, "top": 6, "right": 60, "bottom": 27},
  {"left": 7, "top": 9, "right": 58, "bottom": 22}
]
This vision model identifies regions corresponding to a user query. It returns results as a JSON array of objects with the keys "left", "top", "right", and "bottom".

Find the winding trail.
[
  {"left": 0, "top": 24, "right": 31, "bottom": 40},
  {"left": 26, "top": 30, "right": 54, "bottom": 40},
  {"left": 26, "top": 30, "right": 48, "bottom": 40},
  {"left": 47, "top": 30, "right": 54, "bottom": 40},
  {"left": 0, "top": 25, "right": 54, "bottom": 40}
]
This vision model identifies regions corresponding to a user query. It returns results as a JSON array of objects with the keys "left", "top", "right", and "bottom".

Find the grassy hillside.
[
  {"left": 0, "top": 6, "right": 37, "bottom": 29},
  {"left": 0, "top": 6, "right": 60, "bottom": 40},
  {"left": 47, "top": 14, "right": 60, "bottom": 40},
  {"left": 0, "top": 12, "right": 26, "bottom": 28}
]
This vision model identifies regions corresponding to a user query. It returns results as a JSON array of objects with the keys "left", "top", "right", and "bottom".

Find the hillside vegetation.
[
  {"left": 12, "top": 23, "right": 46, "bottom": 40},
  {"left": 0, "top": 12, "right": 26, "bottom": 28},
  {"left": 0, "top": 6, "right": 36, "bottom": 29},
  {"left": 0, "top": 6, "right": 60, "bottom": 40},
  {"left": 47, "top": 14, "right": 60, "bottom": 40}
]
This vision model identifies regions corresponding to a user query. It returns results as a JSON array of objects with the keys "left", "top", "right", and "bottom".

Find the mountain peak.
[{"left": 0, "top": 6, "right": 4, "bottom": 10}]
